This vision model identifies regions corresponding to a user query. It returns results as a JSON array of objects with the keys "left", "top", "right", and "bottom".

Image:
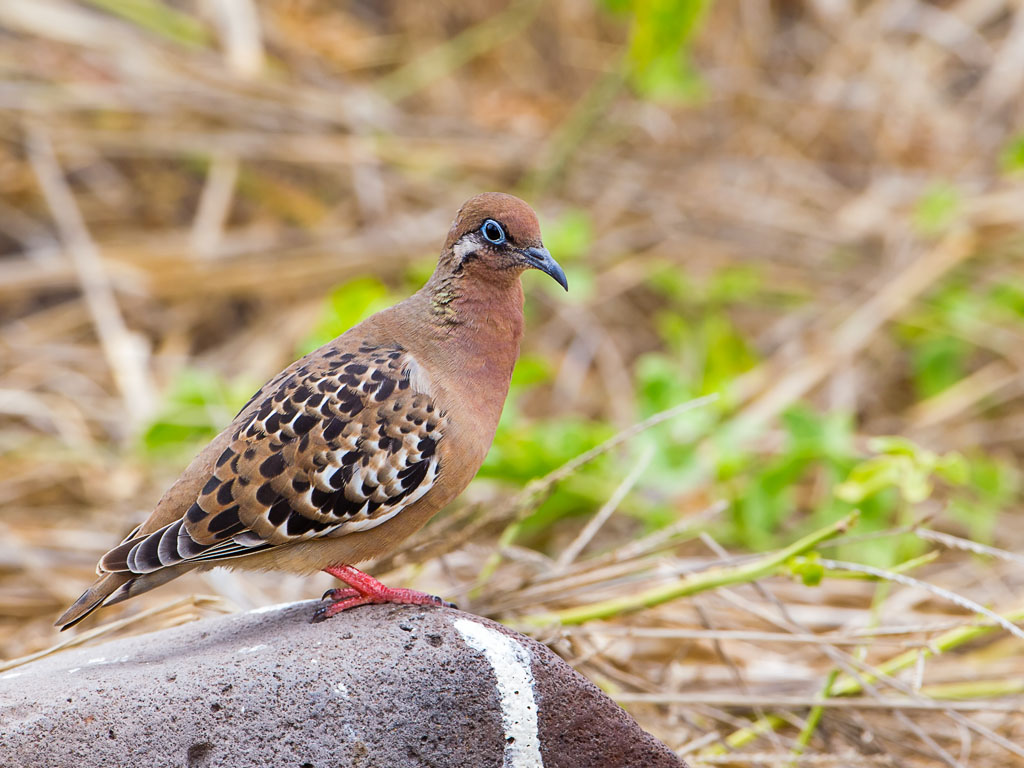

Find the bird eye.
[{"left": 481, "top": 219, "right": 506, "bottom": 245}]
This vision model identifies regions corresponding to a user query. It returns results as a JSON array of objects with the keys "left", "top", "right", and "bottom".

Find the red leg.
[{"left": 311, "top": 564, "right": 455, "bottom": 623}]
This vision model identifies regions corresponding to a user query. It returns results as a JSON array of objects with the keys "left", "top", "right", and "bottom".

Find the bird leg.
[{"left": 311, "top": 564, "right": 455, "bottom": 623}]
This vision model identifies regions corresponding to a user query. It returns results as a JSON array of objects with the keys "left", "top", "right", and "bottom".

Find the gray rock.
[{"left": 0, "top": 601, "right": 684, "bottom": 768}]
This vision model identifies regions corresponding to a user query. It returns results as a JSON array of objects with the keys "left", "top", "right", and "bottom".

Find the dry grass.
[{"left": 2, "top": 2, "right": 1024, "bottom": 766}]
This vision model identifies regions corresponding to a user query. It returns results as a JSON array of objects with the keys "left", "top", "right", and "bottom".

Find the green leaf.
[
  {"left": 909, "top": 335, "right": 970, "bottom": 399},
  {"left": 788, "top": 553, "right": 825, "bottom": 587},
  {"left": 86, "top": 0, "right": 210, "bottom": 47},
  {"left": 298, "top": 277, "right": 394, "bottom": 355},
  {"left": 935, "top": 452, "right": 969, "bottom": 486},
  {"left": 140, "top": 368, "right": 256, "bottom": 457},
  {"left": 1000, "top": 135, "right": 1024, "bottom": 174},
  {"left": 867, "top": 436, "right": 923, "bottom": 457},
  {"left": 898, "top": 469, "right": 932, "bottom": 505},
  {"left": 912, "top": 183, "right": 962, "bottom": 237},
  {"left": 541, "top": 209, "right": 593, "bottom": 263},
  {"left": 624, "top": 0, "right": 708, "bottom": 103},
  {"left": 835, "top": 456, "right": 902, "bottom": 503}
]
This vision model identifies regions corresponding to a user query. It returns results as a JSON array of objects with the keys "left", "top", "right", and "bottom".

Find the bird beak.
[{"left": 523, "top": 246, "right": 568, "bottom": 291}]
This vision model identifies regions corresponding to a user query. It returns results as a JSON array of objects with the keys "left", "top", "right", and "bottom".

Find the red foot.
[{"left": 311, "top": 564, "right": 455, "bottom": 623}]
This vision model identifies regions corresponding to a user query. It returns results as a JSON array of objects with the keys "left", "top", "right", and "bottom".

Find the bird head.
[{"left": 442, "top": 192, "right": 568, "bottom": 291}]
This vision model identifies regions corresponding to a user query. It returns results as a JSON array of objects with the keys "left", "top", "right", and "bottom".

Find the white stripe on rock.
[{"left": 454, "top": 618, "right": 543, "bottom": 768}]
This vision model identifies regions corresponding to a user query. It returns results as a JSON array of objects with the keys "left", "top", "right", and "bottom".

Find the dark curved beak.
[{"left": 523, "top": 246, "right": 568, "bottom": 291}]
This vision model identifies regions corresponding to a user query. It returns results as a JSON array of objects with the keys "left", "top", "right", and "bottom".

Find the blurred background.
[{"left": 2, "top": 1, "right": 1024, "bottom": 764}]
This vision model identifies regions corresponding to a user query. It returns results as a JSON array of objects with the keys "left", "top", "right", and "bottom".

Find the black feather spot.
[
  {"left": 202, "top": 476, "right": 220, "bottom": 495},
  {"left": 417, "top": 436, "right": 436, "bottom": 458},
  {"left": 257, "top": 400, "right": 273, "bottom": 420},
  {"left": 243, "top": 446, "right": 257, "bottom": 460},
  {"left": 311, "top": 487, "right": 333, "bottom": 508},
  {"left": 398, "top": 460, "right": 429, "bottom": 489},
  {"left": 208, "top": 506, "right": 241, "bottom": 534},
  {"left": 345, "top": 363, "right": 368, "bottom": 375},
  {"left": 259, "top": 453, "right": 286, "bottom": 478},
  {"left": 217, "top": 479, "right": 235, "bottom": 506},
  {"left": 256, "top": 483, "right": 277, "bottom": 506},
  {"left": 264, "top": 412, "right": 281, "bottom": 434},
  {"left": 216, "top": 448, "right": 235, "bottom": 468},
  {"left": 323, "top": 419, "right": 344, "bottom": 441},
  {"left": 286, "top": 513, "right": 328, "bottom": 537},
  {"left": 268, "top": 498, "right": 292, "bottom": 527},
  {"left": 366, "top": 500, "right": 382, "bottom": 515},
  {"left": 341, "top": 450, "right": 360, "bottom": 466},
  {"left": 293, "top": 414, "right": 316, "bottom": 435},
  {"left": 186, "top": 501, "right": 206, "bottom": 523},
  {"left": 374, "top": 376, "right": 396, "bottom": 402},
  {"left": 329, "top": 466, "right": 351, "bottom": 489},
  {"left": 292, "top": 386, "right": 312, "bottom": 403},
  {"left": 337, "top": 391, "right": 363, "bottom": 417},
  {"left": 332, "top": 494, "right": 363, "bottom": 517},
  {"left": 292, "top": 477, "right": 310, "bottom": 493},
  {"left": 307, "top": 393, "right": 324, "bottom": 409}
]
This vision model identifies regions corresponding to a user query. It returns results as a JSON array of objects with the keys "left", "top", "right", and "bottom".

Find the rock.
[{"left": 0, "top": 601, "right": 684, "bottom": 768}]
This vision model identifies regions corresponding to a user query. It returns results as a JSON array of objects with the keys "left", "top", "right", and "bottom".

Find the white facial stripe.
[{"left": 453, "top": 234, "right": 479, "bottom": 263}]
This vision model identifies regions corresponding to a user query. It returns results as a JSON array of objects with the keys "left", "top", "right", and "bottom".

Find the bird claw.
[{"left": 321, "top": 587, "right": 359, "bottom": 602}]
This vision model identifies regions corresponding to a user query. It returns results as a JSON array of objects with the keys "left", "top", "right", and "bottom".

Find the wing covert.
[{"left": 100, "top": 343, "right": 445, "bottom": 575}]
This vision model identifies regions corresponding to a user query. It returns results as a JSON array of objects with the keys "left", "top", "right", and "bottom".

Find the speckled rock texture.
[{"left": 0, "top": 601, "right": 684, "bottom": 768}]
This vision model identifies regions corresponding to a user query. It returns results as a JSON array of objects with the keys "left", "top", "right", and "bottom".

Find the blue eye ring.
[{"left": 481, "top": 218, "right": 506, "bottom": 245}]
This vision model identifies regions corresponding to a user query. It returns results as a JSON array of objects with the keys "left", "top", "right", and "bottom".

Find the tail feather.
[
  {"left": 56, "top": 564, "right": 199, "bottom": 631},
  {"left": 102, "top": 565, "right": 194, "bottom": 608},
  {"left": 55, "top": 572, "right": 132, "bottom": 631}
]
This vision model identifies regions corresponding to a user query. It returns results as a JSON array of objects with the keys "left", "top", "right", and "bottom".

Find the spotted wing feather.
[{"left": 100, "top": 344, "right": 444, "bottom": 575}]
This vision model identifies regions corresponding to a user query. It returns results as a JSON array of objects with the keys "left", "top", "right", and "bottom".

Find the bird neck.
[
  {"left": 413, "top": 267, "right": 525, "bottom": 433},
  {"left": 424, "top": 267, "right": 524, "bottom": 367}
]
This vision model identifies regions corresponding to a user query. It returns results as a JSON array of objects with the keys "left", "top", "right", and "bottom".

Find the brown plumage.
[{"left": 57, "top": 193, "right": 567, "bottom": 630}]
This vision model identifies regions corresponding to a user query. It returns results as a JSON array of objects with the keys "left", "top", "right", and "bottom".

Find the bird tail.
[
  {"left": 55, "top": 572, "right": 132, "bottom": 631},
  {"left": 55, "top": 564, "right": 198, "bottom": 631}
]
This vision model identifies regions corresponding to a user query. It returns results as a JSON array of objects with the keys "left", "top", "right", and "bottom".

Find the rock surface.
[{"left": 0, "top": 601, "right": 684, "bottom": 768}]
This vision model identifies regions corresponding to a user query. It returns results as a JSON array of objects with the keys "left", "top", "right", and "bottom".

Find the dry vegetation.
[{"left": 2, "top": 1, "right": 1024, "bottom": 766}]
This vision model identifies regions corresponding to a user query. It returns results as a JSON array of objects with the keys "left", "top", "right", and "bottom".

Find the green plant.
[{"left": 602, "top": 0, "right": 709, "bottom": 102}]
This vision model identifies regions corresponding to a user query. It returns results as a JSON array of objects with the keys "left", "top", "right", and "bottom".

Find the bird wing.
[{"left": 100, "top": 342, "right": 445, "bottom": 575}]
